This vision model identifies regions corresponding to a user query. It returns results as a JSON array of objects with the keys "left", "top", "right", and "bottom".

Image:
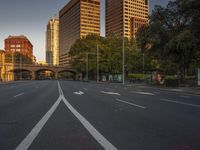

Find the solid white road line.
[
  {"left": 14, "top": 93, "right": 24, "bottom": 98},
  {"left": 101, "top": 91, "right": 120, "bottom": 96},
  {"left": 58, "top": 82, "right": 118, "bottom": 150},
  {"left": 160, "top": 99, "right": 200, "bottom": 108},
  {"left": 116, "top": 99, "right": 146, "bottom": 109},
  {"left": 132, "top": 91, "right": 154, "bottom": 96},
  {"left": 15, "top": 96, "right": 62, "bottom": 150}
]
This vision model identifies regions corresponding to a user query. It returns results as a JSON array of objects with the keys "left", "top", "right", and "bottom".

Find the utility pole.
[
  {"left": 97, "top": 44, "right": 99, "bottom": 82},
  {"left": 122, "top": 3, "right": 125, "bottom": 85},
  {"left": 12, "top": 51, "right": 14, "bottom": 80},
  {"left": 20, "top": 55, "right": 22, "bottom": 80},
  {"left": 122, "top": 37, "right": 125, "bottom": 85},
  {"left": 142, "top": 53, "right": 145, "bottom": 79},
  {"left": 86, "top": 53, "right": 88, "bottom": 81}
]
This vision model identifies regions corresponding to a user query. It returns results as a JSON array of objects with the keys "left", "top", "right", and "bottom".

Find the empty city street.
[{"left": 0, "top": 80, "right": 200, "bottom": 150}]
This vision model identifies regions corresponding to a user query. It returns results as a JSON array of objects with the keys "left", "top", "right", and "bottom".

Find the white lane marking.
[
  {"left": 58, "top": 82, "right": 118, "bottom": 150},
  {"left": 83, "top": 88, "right": 88, "bottom": 91},
  {"left": 170, "top": 89, "right": 184, "bottom": 92},
  {"left": 132, "top": 91, "right": 154, "bottom": 96},
  {"left": 15, "top": 96, "right": 62, "bottom": 150},
  {"left": 9, "top": 86, "right": 16, "bottom": 89},
  {"left": 179, "top": 95, "right": 190, "bottom": 98},
  {"left": 13, "top": 93, "right": 24, "bottom": 98},
  {"left": 73, "top": 91, "right": 84, "bottom": 95},
  {"left": 160, "top": 99, "right": 200, "bottom": 108},
  {"left": 116, "top": 99, "right": 146, "bottom": 109},
  {"left": 101, "top": 91, "right": 120, "bottom": 96}
]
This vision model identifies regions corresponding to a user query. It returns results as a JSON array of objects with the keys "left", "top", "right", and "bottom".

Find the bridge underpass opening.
[
  {"left": 58, "top": 71, "right": 76, "bottom": 80},
  {"left": 36, "top": 70, "right": 55, "bottom": 80},
  {"left": 13, "top": 69, "right": 32, "bottom": 80}
]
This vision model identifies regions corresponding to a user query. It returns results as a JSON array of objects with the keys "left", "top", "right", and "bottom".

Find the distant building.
[
  {"left": 106, "top": 0, "right": 149, "bottom": 38},
  {"left": 32, "top": 56, "right": 37, "bottom": 64},
  {"left": 59, "top": 0, "right": 100, "bottom": 65},
  {"left": 37, "top": 61, "right": 47, "bottom": 65},
  {"left": 0, "top": 49, "right": 5, "bottom": 81},
  {"left": 46, "top": 17, "right": 59, "bottom": 66},
  {"left": 0, "top": 49, "right": 14, "bottom": 82},
  {"left": 4, "top": 35, "right": 33, "bottom": 61}
]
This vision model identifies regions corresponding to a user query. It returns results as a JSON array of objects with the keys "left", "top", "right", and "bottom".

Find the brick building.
[{"left": 5, "top": 35, "right": 33, "bottom": 60}]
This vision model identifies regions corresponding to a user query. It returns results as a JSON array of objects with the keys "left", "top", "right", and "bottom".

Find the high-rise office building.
[
  {"left": 106, "top": 0, "right": 149, "bottom": 38},
  {"left": 46, "top": 17, "right": 59, "bottom": 66},
  {"left": 59, "top": 0, "right": 100, "bottom": 65}
]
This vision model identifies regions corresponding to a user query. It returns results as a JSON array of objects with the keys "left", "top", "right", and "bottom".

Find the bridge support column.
[
  {"left": 55, "top": 72, "right": 59, "bottom": 80},
  {"left": 32, "top": 71, "right": 36, "bottom": 80}
]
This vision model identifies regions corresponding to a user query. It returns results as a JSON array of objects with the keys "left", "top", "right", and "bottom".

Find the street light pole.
[
  {"left": 122, "top": 37, "right": 125, "bottom": 85},
  {"left": 97, "top": 44, "right": 99, "bottom": 82},
  {"left": 12, "top": 51, "right": 14, "bottom": 80},
  {"left": 86, "top": 53, "right": 88, "bottom": 81},
  {"left": 142, "top": 53, "right": 145, "bottom": 79},
  {"left": 20, "top": 55, "right": 22, "bottom": 80},
  {"left": 122, "top": 4, "right": 125, "bottom": 85}
]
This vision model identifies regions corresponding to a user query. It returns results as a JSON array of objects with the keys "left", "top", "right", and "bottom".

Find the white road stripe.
[
  {"left": 132, "top": 91, "right": 154, "bottom": 96},
  {"left": 101, "top": 91, "right": 120, "bottom": 96},
  {"left": 116, "top": 99, "right": 146, "bottom": 109},
  {"left": 73, "top": 91, "right": 84, "bottom": 95},
  {"left": 83, "top": 88, "right": 88, "bottom": 91},
  {"left": 14, "top": 93, "right": 24, "bottom": 98},
  {"left": 15, "top": 96, "right": 62, "bottom": 150},
  {"left": 179, "top": 95, "right": 190, "bottom": 98},
  {"left": 160, "top": 99, "right": 200, "bottom": 108},
  {"left": 58, "top": 82, "right": 118, "bottom": 150}
]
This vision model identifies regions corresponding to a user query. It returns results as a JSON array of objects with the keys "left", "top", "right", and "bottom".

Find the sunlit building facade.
[
  {"left": 46, "top": 17, "right": 59, "bottom": 66},
  {"left": 106, "top": 0, "right": 149, "bottom": 38},
  {"left": 0, "top": 49, "right": 14, "bottom": 82},
  {"left": 59, "top": 0, "right": 100, "bottom": 65},
  {"left": 5, "top": 35, "right": 33, "bottom": 60}
]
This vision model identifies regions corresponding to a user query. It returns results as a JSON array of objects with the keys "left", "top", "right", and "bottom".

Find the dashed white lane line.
[
  {"left": 15, "top": 96, "right": 62, "bottom": 150},
  {"left": 116, "top": 99, "right": 146, "bottom": 109},
  {"left": 160, "top": 99, "right": 200, "bottom": 108},
  {"left": 179, "top": 95, "right": 190, "bottom": 98},
  {"left": 101, "top": 91, "right": 120, "bottom": 96},
  {"left": 132, "top": 91, "right": 154, "bottom": 96},
  {"left": 73, "top": 91, "right": 84, "bottom": 95},
  {"left": 83, "top": 88, "right": 88, "bottom": 91},
  {"left": 13, "top": 93, "right": 24, "bottom": 98}
]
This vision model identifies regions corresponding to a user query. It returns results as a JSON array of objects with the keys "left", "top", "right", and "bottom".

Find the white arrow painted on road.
[
  {"left": 101, "top": 91, "right": 120, "bottom": 96},
  {"left": 73, "top": 91, "right": 84, "bottom": 95}
]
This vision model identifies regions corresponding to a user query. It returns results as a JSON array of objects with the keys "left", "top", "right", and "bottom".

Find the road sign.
[{"left": 198, "top": 68, "right": 200, "bottom": 86}]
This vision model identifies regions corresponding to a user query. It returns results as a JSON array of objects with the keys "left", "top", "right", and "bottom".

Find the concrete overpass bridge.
[{"left": 3, "top": 63, "right": 78, "bottom": 80}]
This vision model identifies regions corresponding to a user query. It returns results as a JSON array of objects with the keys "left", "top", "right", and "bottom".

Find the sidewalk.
[{"left": 125, "top": 83, "right": 200, "bottom": 95}]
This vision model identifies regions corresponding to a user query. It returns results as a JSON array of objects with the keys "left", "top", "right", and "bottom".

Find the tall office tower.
[
  {"left": 59, "top": 0, "right": 100, "bottom": 65},
  {"left": 5, "top": 35, "right": 33, "bottom": 60},
  {"left": 46, "top": 17, "right": 59, "bottom": 66},
  {"left": 106, "top": 0, "right": 149, "bottom": 39}
]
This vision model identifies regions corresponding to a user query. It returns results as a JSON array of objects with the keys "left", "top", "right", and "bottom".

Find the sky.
[{"left": 0, "top": 0, "right": 169, "bottom": 61}]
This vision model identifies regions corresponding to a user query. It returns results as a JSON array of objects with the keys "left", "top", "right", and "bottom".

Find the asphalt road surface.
[{"left": 0, "top": 80, "right": 200, "bottom": 150}]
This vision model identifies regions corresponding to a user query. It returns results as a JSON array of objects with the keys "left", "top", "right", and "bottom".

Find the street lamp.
[
  {"left": 122, "top": 37, "right": 125, "bottom": 85},
  {"left": 142, "top": 53, "right": 145, "bottom": 79},
  {"left": 85, "top": 45, "right": 99, "bottom": 82}
]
